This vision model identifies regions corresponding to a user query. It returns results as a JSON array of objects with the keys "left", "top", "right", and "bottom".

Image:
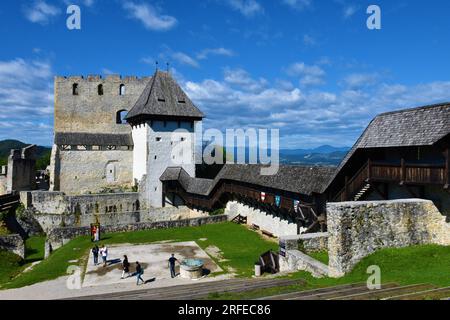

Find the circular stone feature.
[{"left": 180, "top": 259, "right": 204, "bottom": 279}]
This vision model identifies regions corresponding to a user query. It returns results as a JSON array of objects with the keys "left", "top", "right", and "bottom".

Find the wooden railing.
[
  {"left": 0, "top": 193, "right": 20, "bottom": 212},
  {"left": 165, "top": 181, "right": 317, "bottom": 220},
  {"left": 334, "top": 160, "right": 446, "bottom": 202}
]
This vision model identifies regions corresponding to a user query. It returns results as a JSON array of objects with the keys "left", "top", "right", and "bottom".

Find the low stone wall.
[
  {"left": 327, "top": 199, "right": 450, "bottom": 277},
  {"left": 225, "top": 201, "right": 298, "bottom": 237},
  {"left": 45, "top": 215, "right": 228, "bottom": 258},
  {"left": 19, "top": 191, "right": 209, "bottom": 233},
  {"left": 280, "top": 232, "right": 328, "bottom": 253},
  {"left": 279, "top": 250, "right": 329, "bottom": 278},
  {"left": 0, "top": 234, "right": 25, "bottom": 258}
]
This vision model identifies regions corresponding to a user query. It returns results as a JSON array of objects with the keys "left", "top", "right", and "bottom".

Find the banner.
[
  {"left": 275, "top": 195, "right": 281, "bottom": 207},
  {"left": 293, "top": 200, "right": 300, "bottom": 213}
]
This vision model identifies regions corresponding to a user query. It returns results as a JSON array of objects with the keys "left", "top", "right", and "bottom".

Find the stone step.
[
  {"left": 292, "top": 283, "right": 399, "bottom": 300},
  {"left": 331, "top": 283, "right": 436, "bottom": 300},
  {"left": 385, "top": 286, "right": 450, "bottom": 300},
  {"left": 75, "top": 278, "right": 302, "bottom": 300},
  {"left": 256, "top": 283, "right": 368, "bottom": 300}
]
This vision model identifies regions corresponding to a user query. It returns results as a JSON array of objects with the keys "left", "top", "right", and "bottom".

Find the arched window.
[
  {"left": 97, "top": 84, "right": 103, "bottom": 95},
  {"left": 116, "top": 109, "right": 128, "bottom": 124},
  {"left": 119, "top": 84, "right": 126, "bottom": 96},
  {"left": 72, "top": 83, "right": 79, "bottom": 95}
]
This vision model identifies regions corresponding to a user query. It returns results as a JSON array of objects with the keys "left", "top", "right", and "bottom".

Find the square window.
[{"left": 156, "top": 137, "right": 161, "bottom": 142}]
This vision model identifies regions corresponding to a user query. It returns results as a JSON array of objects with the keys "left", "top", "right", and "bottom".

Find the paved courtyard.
[{"left": 83, "top": 241, "right": 222, "bottom": 287}]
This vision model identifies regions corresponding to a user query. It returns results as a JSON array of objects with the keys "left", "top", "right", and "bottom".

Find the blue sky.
[{"left": 1, "top": 0, "right": 450, "bottom": 148}]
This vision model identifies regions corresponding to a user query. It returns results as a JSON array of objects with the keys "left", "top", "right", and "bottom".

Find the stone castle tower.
[{"left": 49, "top": 71, "right": 203, "bottom": 208}]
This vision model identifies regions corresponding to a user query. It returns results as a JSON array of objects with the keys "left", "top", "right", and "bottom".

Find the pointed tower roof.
[{"left": 126, "top": 70, "right": 204, "bottom": 124}]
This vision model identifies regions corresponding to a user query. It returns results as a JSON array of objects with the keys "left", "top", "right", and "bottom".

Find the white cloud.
[
  {"left": 179, "top": 67, "right": 450, "bottom": 149},
  {"left": 0, "top": 58, "right": 54, "bottom": 145},
  {"left": 24, "top": 1, "right": 61, "bottom": 24},
  {"left": 343, "top": 5, "right": 358, "bottom": 19},
  {"left": 303, "top": 34, "right": 316, "bottom": 46},
  {"left": 226, "top": 0, "right": 263, "bottom": 17},
  {"left": 171, "top": 52, "right": 199, "bottom": 68},
  {"left": 123, "top": 1, "right": 177, "bottom": 31},
  {"left": 197, "top": 48, "right": 235, "bottom": 60},
  {"left": 342, "top": 73, "right": 379, "bottom": 88},
  {"left": 285, "top": 62, "right": 326, "bottom": 86},
  {"left": 283, "top": 0, "right": 312, "bottom": 11}
]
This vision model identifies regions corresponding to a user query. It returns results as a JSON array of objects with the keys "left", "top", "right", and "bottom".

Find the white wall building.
[{"left": 126, "top": 71, "right": 204, "bottom": 207}]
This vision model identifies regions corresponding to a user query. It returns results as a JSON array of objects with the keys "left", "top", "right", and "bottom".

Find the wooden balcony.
[{"left": 334, "top": 159, "right": 447, "bottom": 202}]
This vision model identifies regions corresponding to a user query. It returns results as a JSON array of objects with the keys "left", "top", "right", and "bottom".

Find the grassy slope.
[
  {"left": 208, "top": 244, "right": 450, "bottom": 299},
  {"left": 2, "top": 223, "right": 278, "bottom": 289},
  {"left": 0, "top": 236, "right": 46, "bottom": 288}
]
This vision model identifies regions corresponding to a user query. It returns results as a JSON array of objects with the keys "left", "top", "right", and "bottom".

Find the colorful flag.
[
  {"left": 275, "top": 195, "right": 281, "bottom": 207},
  {"left": 260, "top": 192, "right": 266, "bottom": 201},
  {"left": 293, "top": 200, "right": 300, "bottom": 212}
]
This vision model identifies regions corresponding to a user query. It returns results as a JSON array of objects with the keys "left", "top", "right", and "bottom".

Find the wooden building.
[{"left": 325, "top": 103, "right": 450, "bottom": 217}]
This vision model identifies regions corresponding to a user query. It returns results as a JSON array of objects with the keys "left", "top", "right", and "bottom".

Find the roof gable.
[{"left": 126, "top": 71, "right": 204, "bottom": 122}]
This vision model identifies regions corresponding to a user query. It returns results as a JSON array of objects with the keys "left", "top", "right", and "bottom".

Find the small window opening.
[
  {"left": 119, "top": 84, "right": 126, "bottom": 96},
  {"left": 98, "top": 84, "right": 104, "bottom": 95},
  {"left": 116, "top": 110, "right": 128, "bottom": 124},
  {"left": 72, "top": 83, "right": 79, "bottom": 95},
  {"left": 154, "top": 155, "right": 157, "bottom": 160},
  {"left": 158, "top": 98, "right": 166, "bottom": 102},
  {"left": 181, "top": 137, "right": 186, "bottom": 142},
  {"left": 156, "top": 137, "right": 162, "bottom": 142}
]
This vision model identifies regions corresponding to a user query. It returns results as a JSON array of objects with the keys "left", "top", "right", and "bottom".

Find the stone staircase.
[
  {"left": 353, "top": 183, "right": 371, "bottom": 201},
  {"left": 68, "top": 278, "right": 304, "bottom": 300},
  {"left": 257, "top": 283, "right": 450, "bottom": 300}
]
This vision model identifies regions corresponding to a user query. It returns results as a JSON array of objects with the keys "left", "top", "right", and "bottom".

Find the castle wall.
[
  {"left": 327, "top": 199, "right": 450, "bottom": 277},
  {"left": 132, "top": 124, "right": 148, "bottom": 183},
  {"left": 57, "top": 149, "right": 133, "bottom": 195},
  {"left": 54, "top": 75, "right": 149, "bottom": 134},
  {"left": 224, "top": 201, "right": 299, "bottom": 237},
  {"left": 136, "top": 120, "right": 197, "bottom": 208}
]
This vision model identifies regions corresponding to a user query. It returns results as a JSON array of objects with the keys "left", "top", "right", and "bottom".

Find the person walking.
[
  {"left": 168, "top": 254, "right": 179, "bottom": 278},
  {"left": 100, "top": 244, "right": 108, "bottom": 267},
  {"left": 135, "top": 261, "right": 144, "bottom": 285},
  {"left": 121, "top": 255, "right": 131, "bottom": 279},
  {"left": 92, "top": 245, "right": 99, "bottom": 266}
]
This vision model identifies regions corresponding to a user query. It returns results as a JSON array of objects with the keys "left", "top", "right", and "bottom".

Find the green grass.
[
  {"left": 309, "top": 251, "right": 329, "bottom": 265},
  {"left": 2, "top": 222, "right": 277, "bottom": 289},
  {"left": 207, "top": 244, "right": 450, "bottom": 299},
  {"left": 0, "top": 235, "right": 46, "bottom": 288}
]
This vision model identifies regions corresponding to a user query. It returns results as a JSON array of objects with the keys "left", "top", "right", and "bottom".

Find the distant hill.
[
  {"left": 214, "top": 144, "right": 350, "bottom": 166},
  {"left": 0, "top": 140, "right": 52, "bottom": 170},
  {"left": 279, "top": 146, "right": 349, "bottom": 166}
]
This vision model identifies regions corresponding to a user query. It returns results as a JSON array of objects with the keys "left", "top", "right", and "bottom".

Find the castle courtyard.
[{"left": 83, "top": 241, "right": 222, "bottom": 288}]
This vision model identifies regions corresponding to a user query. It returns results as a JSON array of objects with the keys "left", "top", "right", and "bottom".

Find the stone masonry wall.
[
  {"left": 45, "top": 215, "right": 228, "bottom": 258},
  {"left": 327, "top": 199, "right": 450, "bottom": 277},
  {"left": 55, "top": 149, "right": 133, "bottom": 195},
  {"left": 225, "top": 201, "right": 298, "bottom": 237},
  {"left": 54, "top": 75, "right": 149, "bottom": 135},
  {"left": 19, "top": 191, "right": 208, "bottom": 233},
  {"left": 0, "top": 234, "right": 25, "bottom": 258}
]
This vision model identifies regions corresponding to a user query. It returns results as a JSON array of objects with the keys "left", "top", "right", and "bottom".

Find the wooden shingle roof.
[
  {"left": 55, "top": 132, "right": 133, "bottom": 146},
  {"left": 126, "top": 71, "right": 204, "bottom": 122},
  {"left": 325, "top": 102, "right": 450, "bottom": 189},
  {"left": 161, "top": 164, "right": 336, "bottom": 196}
]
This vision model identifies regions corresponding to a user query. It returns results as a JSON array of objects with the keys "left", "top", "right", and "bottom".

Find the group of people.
[
  {"left": 91, "top": 244, "right": 108, "bottom": 267},
  {"left": 91, "top": 245, "right": 180, "bottom": 286}
]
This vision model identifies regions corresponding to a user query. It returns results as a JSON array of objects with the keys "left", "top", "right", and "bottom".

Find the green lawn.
[
  {"left": 207, "top": 244, "right": 450, "bottom": 299},
  {"left": 0, "top": 235, "right": 46, "bottom": 288},
  {"left": 1, "top": 222, "right": 278, "bottom": 289}
]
